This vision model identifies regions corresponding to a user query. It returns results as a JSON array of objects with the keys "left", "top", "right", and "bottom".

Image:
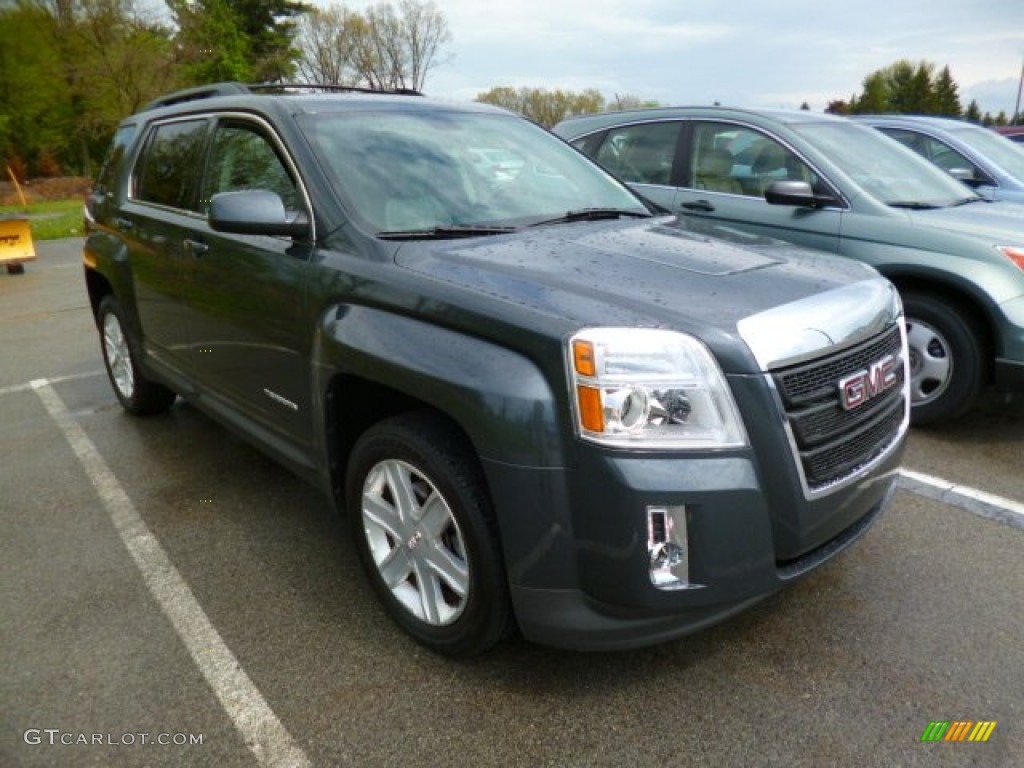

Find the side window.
[
  {"left": 94, "top": 123, "right": 137, "bottom": 196},
  {"left": 201, "top": 122, "right": 299, "bottom": 214},
  {"left": 133, "top": 119, "right": 207, "bottom": 210},
  {"left": 690, "top": 122, "right": 820, "bottom": 198},
  {"left": 593, "top": 122, "right": 679, "bottom": 185},
  {"left": 880, "top": 128, "right": 981, "bottom": 178}
]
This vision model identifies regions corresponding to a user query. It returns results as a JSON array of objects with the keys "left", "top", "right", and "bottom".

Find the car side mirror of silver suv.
[{"left": 764, "top": 180, "right": 838, "bottom": 209}]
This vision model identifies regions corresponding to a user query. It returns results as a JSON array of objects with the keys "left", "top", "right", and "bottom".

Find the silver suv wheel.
[{"left": 906, "top": 317, "right": 952, "bottom": 406}]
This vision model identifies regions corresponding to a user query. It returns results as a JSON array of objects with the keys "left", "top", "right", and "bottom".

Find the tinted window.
[
  {"left": 134, "top": 119, "right": 207, "bottom": 210},
  {"left": 201, "top": 122, "right": 299, "bottom": 214},
  {"left": 94, "top": 123, "right": 137, "bottom": 196},
  {"left": 878, "top": 128, "right": 979, "bottom": 176},
  {"left": 593, "top": 122, "right": 679, "bottom": 185}
]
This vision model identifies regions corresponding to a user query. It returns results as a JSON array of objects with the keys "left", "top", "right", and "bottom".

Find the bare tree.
[
  {"left": 296, "top": 1, "right": 449, "bottom": 91},
  {"left": 296, "top": 5, "right": 365, "bottom": 85}
]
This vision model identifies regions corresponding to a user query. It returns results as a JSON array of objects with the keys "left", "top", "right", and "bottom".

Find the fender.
[{"left": 312, "top": 304, "right": 569, "bottom": 469}]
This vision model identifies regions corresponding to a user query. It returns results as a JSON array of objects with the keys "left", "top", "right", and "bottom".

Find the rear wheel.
[
  {"left": 903, "top": 292, "right": 986, "bottom": 426},
  {"left": 98, "top": 295, "right": 176, "bottom": 415},
  {"left": 346, "top": 412, "right": 511, "bottom": 656},
  {"left": 6, "top": 263, "right": 25, "bottom": 275}
]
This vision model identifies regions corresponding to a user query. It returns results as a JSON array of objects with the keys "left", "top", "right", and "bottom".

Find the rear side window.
[
  {"left": 94, "top": 123, "right": 137, "bottom": 197},
  {"left": 133, "top": 119, "right": 208, "bottom": 210},
  {"left": 591, "top": 122, "right": 680, "bottom": 185}
]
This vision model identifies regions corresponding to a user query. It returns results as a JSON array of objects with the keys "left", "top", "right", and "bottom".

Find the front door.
[
  {"left": 182, "top": 117, "right": 315, "bottom": 449},
  {"left": 672, "top": 121, "right": 843, "bottom": 255}
]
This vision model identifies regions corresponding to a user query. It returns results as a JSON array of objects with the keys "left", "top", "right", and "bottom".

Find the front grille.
[{"left": 771, "top": 325, "right": 905, "bottom": 492}]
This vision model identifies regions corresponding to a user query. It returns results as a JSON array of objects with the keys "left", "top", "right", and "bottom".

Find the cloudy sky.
[{"left": 326, "top": 0, "right": 1024, "bottom": 116}]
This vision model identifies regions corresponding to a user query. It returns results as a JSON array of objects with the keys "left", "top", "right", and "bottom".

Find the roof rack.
[
  {"left": 142, "top": 81, "right": 423, "bottom": 111},
  {"left": 142, "top": 82, "right": 251, "bottom": 111}
]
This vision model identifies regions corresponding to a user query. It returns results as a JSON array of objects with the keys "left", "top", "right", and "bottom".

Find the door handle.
[
  {"left": 113, "top": 217, "right": 134, "bottom": 231},
  {"left": 184, "top": 238, "right": 209, "bottom": 258},
  {"left": 680, "top": 200, "right": 715, "bottom": 213}
]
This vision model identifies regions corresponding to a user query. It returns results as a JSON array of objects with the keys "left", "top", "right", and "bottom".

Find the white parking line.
[
  {"left": 898, "top": 469, "right": 1024, "bottom": 529},
  {"left": 31, "top": 378, "right": 312, "bottom": 768},
  {"left": 0, "top": 369, "right": 103, "bottom": 398}
]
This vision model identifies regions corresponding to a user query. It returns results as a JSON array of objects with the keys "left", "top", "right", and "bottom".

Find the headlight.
[
  {"left": 567, "top": 328, "right": 748, "bottom": 449},
  {"left": 996, "top": 246, "right": 1024, "bottom": 271}
]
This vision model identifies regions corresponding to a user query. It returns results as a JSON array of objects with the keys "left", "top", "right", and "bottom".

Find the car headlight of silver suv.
[{"left": 567, "top": 328, "right": 748, "bottom": 449}]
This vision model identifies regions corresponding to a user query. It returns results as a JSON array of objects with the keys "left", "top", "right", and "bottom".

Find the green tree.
[
  {"left": 168, "top": 0, "right": 310, "bottom": 84},
  {"left": 0, "top": 3, "right": 72, "bottom": 175},
  {"left": 855, "top": 71, "right": 890, "bottom": 113},
  {"left": 932, "top": 65, "right": 961, "bottom": 116},
  {"left": 965, "top": 99, "right": 982, "bottom": 121}
]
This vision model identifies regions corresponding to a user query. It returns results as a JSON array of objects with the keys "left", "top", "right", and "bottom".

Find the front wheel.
[
  {"left": 97, "top": 295, "right": 176, "bottom": 415},
  {"left": 345, "top": 412, "right": 511, "bottom": 656},
  {"left": 902, "top": 292, "right": 987, "bottom": 426}
]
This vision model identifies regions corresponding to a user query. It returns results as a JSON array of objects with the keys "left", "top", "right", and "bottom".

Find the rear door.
[{"left": 123, "top": 117, "right": 210, "bottom": 370}]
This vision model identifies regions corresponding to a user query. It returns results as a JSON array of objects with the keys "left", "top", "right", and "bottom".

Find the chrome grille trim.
[{"left": 767, "top": 321, "right": 910, "bottom": 500}]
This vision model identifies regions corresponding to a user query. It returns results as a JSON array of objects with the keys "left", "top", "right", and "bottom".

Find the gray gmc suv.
[{"left": 83, "top": 84, "right": 908, "bottom": 655}]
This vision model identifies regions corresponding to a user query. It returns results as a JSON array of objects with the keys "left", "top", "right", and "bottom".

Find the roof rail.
[
  {"left": 142, "top": 82, "right": 252, "bottom": 111},
  {"left": 247, "top": 83, "right": 424, "bottom": 97},
  {"left": 141, "top": 81, "right": 424, "bottom": 111}
]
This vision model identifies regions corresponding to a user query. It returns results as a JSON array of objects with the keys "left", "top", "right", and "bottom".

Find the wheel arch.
[
  {"left": 314, "top": 305, "right": 569, "bottom": 509},
  {"left": 881, "top": 271, "right": 996, "bottom": 384}
]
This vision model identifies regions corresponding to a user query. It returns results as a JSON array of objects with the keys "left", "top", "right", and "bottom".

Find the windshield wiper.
[
  {"left": 528, "top": 208, "right": 653, "bottom": 227},
  {"left": 887, "top": 201, "right": 941, "bottom": 210},
  {"left": 377, "top": 224, "right": 518, "bottom": 240},
  {"left": 951, "top": 196, "right": 987, "bottom": 206}
]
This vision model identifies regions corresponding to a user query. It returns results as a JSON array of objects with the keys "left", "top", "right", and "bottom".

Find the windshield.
[
  {"left": 298, "top": 109, "right": 647, "bottom": 234},
  {"left": 793, "top": 121, "right": 975, "bottom": 207},
  {"left": 950, "top": 124, "right": 1024, "bottom": 180}
]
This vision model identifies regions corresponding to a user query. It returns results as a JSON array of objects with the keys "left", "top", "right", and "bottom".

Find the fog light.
[{"left": 647, "top": 505, "right": 700, "bottom": 590}]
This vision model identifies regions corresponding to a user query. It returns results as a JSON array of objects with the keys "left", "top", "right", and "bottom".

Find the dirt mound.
[{"left": 0, "top": 177, "right": 92, "bottom": 206}]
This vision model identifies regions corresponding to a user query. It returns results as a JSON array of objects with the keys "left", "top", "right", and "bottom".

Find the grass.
[{"left": 0, "top": 199, "right": 84, "bottom": 241}]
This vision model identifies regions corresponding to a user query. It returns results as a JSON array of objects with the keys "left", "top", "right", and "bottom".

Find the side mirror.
[
  {"left": 764, "top": 180, "right": 836, "bottom": 208},
  {"left": 947, "top": 167, "right": 993, "bottom": 189},
  {"left": 209, "top": 190, "right": 310, "bottom": 238}
]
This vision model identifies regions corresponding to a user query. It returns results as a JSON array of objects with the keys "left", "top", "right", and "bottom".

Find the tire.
[
  {"left": 902, "top": 292, "right": 987, "bottom": 426},
  {"left": 6, "top": 263, "right": 25, "bottom": 275},
  {"left": 97, "top": 295, "right": 176, "bottom": 416},
  {"left": 345, "top": 412, "right": 512, "bottom": 656}
]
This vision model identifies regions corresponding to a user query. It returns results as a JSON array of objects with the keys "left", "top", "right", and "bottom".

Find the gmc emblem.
[{"left": 838, "top": 354, "right": 899, "bottom": 410}]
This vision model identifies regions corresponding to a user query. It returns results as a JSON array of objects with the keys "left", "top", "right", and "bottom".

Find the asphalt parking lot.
[{"left": 2, "top": 239, "right": 1022, "bottom": 768}]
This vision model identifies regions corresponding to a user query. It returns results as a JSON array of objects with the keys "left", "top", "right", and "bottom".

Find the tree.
[
  {"left": 0, "top": 0, "right": 175, "bottom": 176},
  {"left": 932, "top": 65, "right": 961, "bottom": 116},
  {"left": 476, "top": 86, "right": 605, "bottom": 127},
  {"left": 168, "top": 0, "right": 310, "bottom": 85},
  {"left": 965, "top": 99, "right": 982, "bottom": 121},
  {"left": 295, "top": 5, "right": 365, "bottom": 85},
  {"left": 854, "top": 71, "right": 889, "bottom": 113},
  {"left": 609, "top": 93, "right": 660, "bottom": 111},
  {"left": 350, "top": 0, "right": 451, "bottom": 91}
]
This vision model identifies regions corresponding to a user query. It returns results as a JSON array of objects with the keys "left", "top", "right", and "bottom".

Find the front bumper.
[{"left": 482, "top": 440, "right": 902, "bottom": 651}]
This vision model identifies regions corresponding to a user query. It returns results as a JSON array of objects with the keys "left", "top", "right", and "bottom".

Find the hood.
[
  {"left": 395, "top": 216, "right": 884, "bottom": 371},
  {"left": 907, "top": 199, "right": 1024, "bottom": 243}
]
